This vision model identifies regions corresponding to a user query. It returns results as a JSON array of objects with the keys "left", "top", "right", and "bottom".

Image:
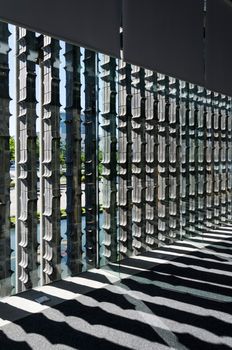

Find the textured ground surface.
[{"left": 0, "top": 228, "right": 232, "bottom": 350}]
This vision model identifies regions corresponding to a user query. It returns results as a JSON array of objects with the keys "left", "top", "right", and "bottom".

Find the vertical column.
[
  {"left": 205, "top": 91, "right": 214, "bottom": 228},
  {"left": 196, "top": 87, "right": 206, "bottom": 232},
  {"left": 220, "top": 96, "right": 227, "bottom": 223},
  {"left": 157, "top": 74, "right": 169, "bottom": 243},
  {"left": 101, "top": 55, "right": 117, "bottom": 263},
  {"left": 117, "top": 62, "right": 133, "bottom": 258},
  {"left": 217, "top": 97, "right": 223, "bottom": 226},
  {"left": 224, "top": 97, "right": 230, "bottom": 224},
  {"left": 131, "top": 65, "right": 146, "bottom": 254},
  {"left": 65, "top": 44, "right": 82, "bottom": 275},
  {"left": 0, "top": 23, "right": 11, "bottom": 297},
  {"left": 145, "top": 70, "right": 158, "bottom": 248},
  {"left": 212, "top": 93, "right": 220, "bottom": 227},
  {"left": 227, "top": 98, "right": 232, "bottom": 223},
  {"left": 84, "top": 49, "right": 97, "bottom": 267},
  {"left": 188, "top": 84, "right": 197, "bottom": 235},
  {"left": 168, "top": 78, "right": 180, "bottom": 240},
  {"left": 16, "top": 28, "right": 38, "bottom": 291},
  {"left": 179, "top": 82, "right": 190, "bottom": 238},
  {"left": 40, "top": 36, "right": 61, "bottom": 284}
]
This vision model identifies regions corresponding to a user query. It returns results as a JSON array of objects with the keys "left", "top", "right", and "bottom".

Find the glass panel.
[{"left": 1, "top": 18, "right": 232, "bottom": 298}]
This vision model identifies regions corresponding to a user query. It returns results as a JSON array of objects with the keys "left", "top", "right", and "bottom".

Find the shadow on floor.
[{"left": 0, "top": 228, "right": 232, "bottom": 349}]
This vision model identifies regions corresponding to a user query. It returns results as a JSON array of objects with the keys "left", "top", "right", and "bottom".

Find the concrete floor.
[{"left": 0, "top": 227, "right": 232, "bottom": 349}]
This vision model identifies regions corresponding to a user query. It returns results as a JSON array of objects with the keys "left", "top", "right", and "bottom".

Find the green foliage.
[
  {"left": 31, "top": 137, "right": 103, "bottom": 178},
  {"left": 81, "top": 151, "right": 85, "bottom": 163},
  {"left": 9, "top": 136, "right": 15, "bottom": 161},
  {"left": 35, "top": 136, "right": 66, "bottom": 167},
  {"left": 10, "top": 216, "right": 16, "bottom": 227},
  {"left": 10, "top": 181, "right": 15, "bottom": 188},
  {"left": 98, "top": 149, "right": 103, "bottom": 162},
  {"left": 98, "top": 149, "right": 103, "bottom": 178},
  {"left": 60, "top": 141, "right": 66, "bottom": 167},
  {"left": 36, "top": 136, "right": 39, "bottom": 159},
  {"left": 60, "top": 209, "right": 67, "bottom": 218}
]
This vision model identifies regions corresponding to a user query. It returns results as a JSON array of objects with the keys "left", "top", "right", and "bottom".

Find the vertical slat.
[
  {"left": 157, "top": 74, "right": 166, "bottom": 243},
  {"left": 212, "top": 93, "right": 220, "bottom": 227},
  {"left": 65, "top": 44, "right": 82, "bottom": 275},
  {"left": 101, "top": 55, "right": 117, "bottom": 263},
  {"left": 118, "top": 61, "right": 133, "bottom": 258},
  {"left": 188, "top": 84, "right": 197, "bottom": 235},
  {"left": 144, "top": 70, "right": 158, "bottom": 248},
  {"left": 40, "top": 36, "right": 61, "bottom": 284},
  {"left": 131, "top": 65, "right": 146, "bottom": 254},
  {"left": 168, "top": 78, "right": 180, "bottom": 240},
  {"left": 217, "top": 98, "right": 222, "bottom": 226},
  {"left": 220, "top": 96, "right": 227, "bottom": 223},
  {"left": 16, "top": 28, "right": 38, "bottom": 291},
  {"left": 227, "top": 99, "right": 232, "bottom": 223},
  {"left": 0, "top": 22, "right": 11, "bottom": 297},
  {"left": 224, "top": 97, "right": 230, "bottom": 224},
  {"left": 84, "top": 49, "right": 97, "bottom": 267},
  {"left": 180, "top": 82, "right": 190, "bottom": 238},
  {"left": 205, "top": 91, "right": 214, "bottom": 228},
  {"left": 157, "top": 74, "right": 169, "bottom": 243},
  {"left": 196, "top": 87, "right": 206, "bottom": 232}
]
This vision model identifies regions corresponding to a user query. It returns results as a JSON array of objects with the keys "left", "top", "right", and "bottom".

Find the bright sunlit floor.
[{"left": 0, "top": 227, "right": 232, "bottom": 350}]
